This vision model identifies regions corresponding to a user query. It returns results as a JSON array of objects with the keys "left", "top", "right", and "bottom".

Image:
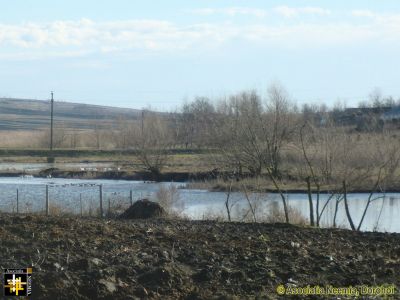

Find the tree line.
[
  {"left": 125, "top": 83, "right": 400, "bottom": 229},
  {"left": 34, "top": 83, "right": 400, "bottom": 229}
]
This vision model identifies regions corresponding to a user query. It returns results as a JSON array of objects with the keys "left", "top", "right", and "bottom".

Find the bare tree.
[
  {"left": 263, "top": 83, "right": 298, "bottom": 177},
  {"left": 115, "top": 116, "right": 136, "bottom": 149},
  {"left": 209, "top": 85, "right": 297, "bottom": 223},
  {"left": 132, "top": 111, "right": 173, "bottom": 179},
  {"left": 177, "top": 103, "right": 195, "bottom": 149},
  {"left": 224, "top": 178, "right": 234, "bottom": 222},
  {"left": 345, "top": 135, "right": 400, "bottom": 231},
  {"left": 70, "top": 129, "right": 80, "bottom": 149},
  {"left": 369, "top": 87, "right": 383, "bottom": 108},
  {"left": 40, "top": 125, "right": 68, "bottom": 149},
  {"left": 214, "top": 85, "right": 296, "bottom": 178},
  {"left": 176, "top": 97, "right": 217, "bottom": 149},
  {"left": 93, "top": 123, "right": 103, "bottom": 150}
]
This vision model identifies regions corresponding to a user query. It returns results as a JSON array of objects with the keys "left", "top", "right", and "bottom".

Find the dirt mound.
[{"left": 119, "top": 199, "right": 165, "bottom": 219}]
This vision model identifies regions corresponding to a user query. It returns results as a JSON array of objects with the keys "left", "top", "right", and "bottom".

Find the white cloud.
[
  {"left": 0, "top": 19, "right": 188, "bottom": 52},
  {"left": 1, "top": 13, "right": 400, "bottom": 61},
  {"left": 351, "top": 10, "right": 376, "bottom": 18},
  {"left": 189, "top": 7, "right": 267, "bottom": 18},
  {"left": 191, "top": 8, "right": 216, "bottom": 16},
  {"left": 274, "top": 6, "right": 331, "bottom": 18}
]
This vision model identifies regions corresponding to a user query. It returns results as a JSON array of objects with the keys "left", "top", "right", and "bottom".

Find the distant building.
[
  {"left": 332, "top": 106, "right": 390, "bottom": 126},
  {"left": 381, "top": 106, "right": 400, "bottom": 122},
  {"left": 327, "top": 106, "right": 392, "bottom": 131}
]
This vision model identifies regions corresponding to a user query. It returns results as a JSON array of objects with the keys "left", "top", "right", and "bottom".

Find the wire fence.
[{"left": 0, "top": 184, "right": 146, "bottom": 218}]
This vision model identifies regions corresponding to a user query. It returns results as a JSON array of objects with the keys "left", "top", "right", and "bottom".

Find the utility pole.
[
  {"left": 141, "top": 109, "right": 145, "bottom": 149},
  {"left": 141, "top": 109, "right": 144, "bottom": 137},
  {"left": 50, "top": 91, "right": 54, "bottom": 151}
]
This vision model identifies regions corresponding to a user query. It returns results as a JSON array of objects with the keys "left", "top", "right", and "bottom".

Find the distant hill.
[{"left": 0, "top": 98, "right": 142, "bottom": 130}]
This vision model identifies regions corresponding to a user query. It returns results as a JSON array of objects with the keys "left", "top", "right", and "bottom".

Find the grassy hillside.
[{"left": 0, "top": 98, "right": 142, "bottom": 130}]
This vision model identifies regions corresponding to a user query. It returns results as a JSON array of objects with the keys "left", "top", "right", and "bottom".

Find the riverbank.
[
  {"left": 0, "top": 214, "right": 399, "bottom": 299},
  {"left": 0, "top": 149, "right": 399, "bottom": 193},
  {"left": 2, "top": 168, "right": 400, "bottom": 194},
  {"left": 0, "top": 168, "right": 400, "bottom": 194},
  {"left": 0, "top": 169, "right": 213, "bottom": 182}
]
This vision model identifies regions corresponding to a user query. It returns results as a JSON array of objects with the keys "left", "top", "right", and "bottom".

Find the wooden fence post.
[
  {"left": 16, "top": 189, "right": 19, "bottom": 214},
  {"left": 130, "top": 190, "right": 133, "bottom": 206},
  {"left": 46, "top": 185, "right": 49, "bottom": 216},
  {"left": 99, "top": 185, "right": 103, "bottom": 218},
  {"left": 80, "top": 193, "right": 83, "bottom": 217}
]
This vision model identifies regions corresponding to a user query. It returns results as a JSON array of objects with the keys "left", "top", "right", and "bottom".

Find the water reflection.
[{"left": 0, "top": 177, "right": 398, "bottom": 233}]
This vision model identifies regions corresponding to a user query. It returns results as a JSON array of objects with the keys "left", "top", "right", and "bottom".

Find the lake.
[{"left": 0, "top": 177, "right": 398, "bottom": 233}]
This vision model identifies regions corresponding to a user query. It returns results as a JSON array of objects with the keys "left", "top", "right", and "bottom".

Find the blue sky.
[{"left": 1, "top": 1, "right": 400, "bottom": 110}]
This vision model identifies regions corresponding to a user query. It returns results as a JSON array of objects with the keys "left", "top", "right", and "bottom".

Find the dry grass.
[
  {"left": 106, "top": 195, "right": 130, "bottom": 218},
  {"left": 154, "top": 185, "right": 185, "bottom": 218},
  {"left": 48, "top": 202, "right": 73, "bottom": 216},
  {"left": 164, "top": 153, "right": 214, "bottom": 173},
  {"left": 186, "top": 177, "right": 311, "bottom": 192},
  {"left": 0, "top": 129, "right": 120, "bottom": 150},
  {"left": 200, "top": 207, "right": 227, "bottom": 222},
  {"left": 262, "top": 203, "right": 308, "bottom": 226},
  {"left": 0, "top": 131, "right": 44, "bottom": 148}
]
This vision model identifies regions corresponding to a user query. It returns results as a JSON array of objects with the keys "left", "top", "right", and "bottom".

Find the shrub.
[{"left": 154, "top": 185, "right": 185, "bottom": 218}]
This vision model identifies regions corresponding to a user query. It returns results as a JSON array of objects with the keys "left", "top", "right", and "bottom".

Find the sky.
[{"left": 1, "top": 0, "right": 400, "bottom": 110}]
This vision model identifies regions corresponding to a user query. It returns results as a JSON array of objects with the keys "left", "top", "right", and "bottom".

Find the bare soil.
[{"left": 0, "top": 214, "right": 399, "bottom": 299}]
